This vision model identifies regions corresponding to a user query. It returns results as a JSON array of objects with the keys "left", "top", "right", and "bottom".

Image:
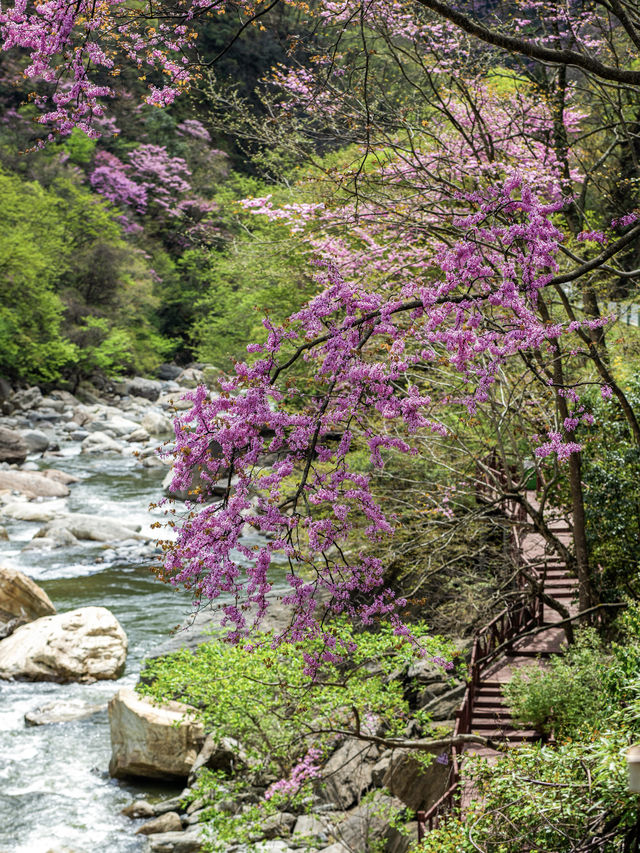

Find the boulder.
[
  {"left": 258, "top": 812, "right": 296, "bottom": 839},
  {"left": 0, "top": 606, "right": 127, "bottom": 682},
  {"left": 136, "top": 813, "right": 183, "bottom": 835},
  {"left": 34, "top": 514, "right": 146, "bottom": 543},
  {"left": 0, "top": 427, "right": 28, "bottom": 464},
  {"left": 382, "top": 748, "right": 451, "bottom": 811},
  {"left": 72, "top": 405, "right": 94, "bottom": 427},
  {"left": 177, "top": 368, "right": 204, "bottom": 388},
  {"left": 146, "top": 828, "right": 204, "bottom": 853},
  {"left": 332, "top": 792, "right": 404, "bottom": 851},
  {"left": 108, "top": 687, "right": 204, "bottom": 779},
  {"left": 156, "top": 364, "right": 182, "bottom": 381},
  {"left": 292, "top": 814, "right": 331, "bottom": 843},
  {"left": 2, "top": 500, "right": 68, "bottom": 523},
  {"left": 129, "top": 377, "right": 163, "bottom": 402},
  {"left": 80, "top": 431, "right": 123, "bottom": 454},
  {"left": 11, "top": 387, "right": 42, "bottom": 411},
  {"left": 20, "top": 429, "right": 50, "bottom": 453},
  {"left": 42, "top": 469, "right": 80, "bottom": 485},
  {"left": 157, "top": 393, "right": 193, "bottom": 412},
  {"left": 0, "top": 470, "right": 70, "bottom": 499},
  {"left": 319, "top": 738, "right": 378, "bottom": 809},
  {"left": 0, "top": 567, "right": 56, "bottom": 627},
  {"left": 127, "top": 428, "right": 150, "bottom": 443},
  {"left": 122, "top": 800, "right": 157, "bottom": 819},
  {"left": 94, "top": 415, "right": 140, "bottom": 437},
  {"left": 188, "top": 734, "right": 245, "bottom": 784},
  {"left": 141, "top": 411, "right": 173, "bottom": 436},
  {"left": 24, "top": 699, "right": 106, "bottom": 726}
]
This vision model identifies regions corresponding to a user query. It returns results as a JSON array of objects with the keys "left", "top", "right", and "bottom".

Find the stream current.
[{"left": 0, "top": 446, "right": 194, "bottom": 853}]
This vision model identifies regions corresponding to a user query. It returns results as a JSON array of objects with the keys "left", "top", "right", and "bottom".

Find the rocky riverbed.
[{"left": 0, "top": 370, "right": 214, "bottom": 853}]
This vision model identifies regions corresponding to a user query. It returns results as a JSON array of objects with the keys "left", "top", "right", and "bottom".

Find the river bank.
[{"left": 0, "top": 373, "right": 204, "bottom": 853}]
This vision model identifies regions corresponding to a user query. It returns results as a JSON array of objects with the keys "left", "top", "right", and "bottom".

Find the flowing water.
[{"left": 0, "top": 447, "right": 196, "bottom": 853}]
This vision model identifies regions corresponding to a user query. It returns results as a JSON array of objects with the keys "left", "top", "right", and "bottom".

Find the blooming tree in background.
[{"left": 4, "top": 0, "right": 640, "bottom": 654}]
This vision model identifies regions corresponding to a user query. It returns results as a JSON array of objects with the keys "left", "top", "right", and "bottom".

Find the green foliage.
[
  {"left": 61, "top": 128, "right": 97, "bottom": 165},
  {"left": 0, "top": 170, "right": 77, "bottom": 382},
  {"left": 503, "top": 628, "right": 608, "bottom": 739},
  {"left": 138, "top": 620, "right": 455, "bottom": 777}
]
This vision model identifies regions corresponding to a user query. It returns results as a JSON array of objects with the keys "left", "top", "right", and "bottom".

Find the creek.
[{"left": 0, "top": 446, "right": 193, "bottom": 853}]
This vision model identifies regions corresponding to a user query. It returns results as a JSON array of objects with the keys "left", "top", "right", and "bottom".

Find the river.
[{"left": 0, "top": 445, "right": 192, "bottom": 853}]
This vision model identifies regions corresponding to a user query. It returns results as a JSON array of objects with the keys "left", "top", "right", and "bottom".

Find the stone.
[
  {"left": 0, "top": 567, "right": 56, "bottom": 627},
  {"left": 0, "top": 377, "right": 13, "bottom": 401},
  {"left": 146, "top": 828, "right": 203, "bottom": 853},
  {"left": 136, "top": 813, "right": 183, "bottom": 835},
  {"left": 332, "top": 792, "right": 404, "bottom": 851},
  {"left": 2, "top": 500, "right": 68, "bottom": 523},
  {"left": 122, "top": 800, "right": 157, "bottom": 819},
  {"left": 127, "top": 428, "right": 150, "bottom": 443},
  {"left": 382, "top": 748, "right": 451, "bottom": 811},
  {"left": 34, "top": 514, "right": 146, "bottom": 543},
  {"left": 72, "top": 405, "right": 94, "bottom": 427},
  {"left": 80, "top": 431, "right": 123, "bottom": 454},
  {"left": 293, "top": 813, "right": 330, "bottom": 842},
  {"left": 418, "top": 683, "right": 466, "bottom": 721},
  {"left": 258, "top": 811, "right": 296, "bottom": 839},
  {"left": 42, "top": 469, "right": 80, "bottom": 485},
  {"left": 20, "top": 429, "right": 50, "bottom": 453},
  {"left": 319, "top": 738, "right": 378, "bottom": 809},
  {"left": 142, "top": 456, "right": 164, "bottom": 469},
  {"left": 100, "top": 415, "right": 140, "bottom": 437},
  {"left": 0, "top": 427, "right": 28, "bottom": 464},
  {"left": 129, "top": 377, "right": 163, "bottom": 402},
  {"left": 156, "top": 364, "right": 182, "bottom": 381},
  {"left": 141, "top": 410, "right": 173, "bottom": 436},
  {"left": 0, "top": 470, "right": 70, "bottom": 498},
  {"left": 24, "top": 699, "right": 106, "bottom": 725},
  {"left": 157, "top": 393, "right": 192, "bottom": 412},
  {"left": 0, "top": 606, "right": 127, "bottom": 682},
  {"left": 188, "top": 734, "right": 245, "bottom": 784},
  {"left": 70, "top": 430, "right": 89, "bottom": 441},
  {"left": 319, "top": 844, "right": 350, "bottom": 853},
  {"left": 108, "top": 687, "right": 204, "bottom": 780},
  {"left": 177, "top": 368, "right": 204, "bottom": 388},
  {"left": 0, "top": 526, "right": 8, "bottom": 541},
  {"left": 11, "top": 387, "right": 42, "bottom": 411}
]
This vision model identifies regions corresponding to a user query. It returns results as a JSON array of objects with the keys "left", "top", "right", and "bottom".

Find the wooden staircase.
[{"left": 416, "top": 494, "right": 580, "bottom": 837}]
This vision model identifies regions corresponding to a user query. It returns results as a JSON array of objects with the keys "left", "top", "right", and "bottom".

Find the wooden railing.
[{"left": 416, "top": 464, "right": 546, "bottom": 843}]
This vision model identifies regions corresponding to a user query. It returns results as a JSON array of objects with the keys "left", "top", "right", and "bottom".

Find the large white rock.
[
  {"left": 80, "top": 431, "right": 123, "bottom": 454},
  {"left": 0, "top": 470, "right": 70, "bottom": 498},
  {"left": 0, "top": 606, "right": 127, "bottom": 682},
  {"left": 2, "top": 499, "right": 68, "bottom": 523},
  {"left": 141, "top": 410, "right": 173, "bottom": 436},
  {"left": 0, "top": 567, "right": 56, "bottom": 626},
  {"left": 108, "top": 687, "right": 204, "bottom": 780},
  {"left": 34, "top": 513, "right": 147, "bottom": 543}
]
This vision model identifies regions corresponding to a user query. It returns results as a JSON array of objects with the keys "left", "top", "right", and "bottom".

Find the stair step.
[{"left": 473, "top": 710, "right": 512, "bottom": 720}]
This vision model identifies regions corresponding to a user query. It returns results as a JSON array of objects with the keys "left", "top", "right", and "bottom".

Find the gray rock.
[
  {"left": 141, "top": 410, "right": 173, "bottom": 436},
  {"left": 80, "top": 431, "right": 123, "bottom": 454},
  {"left": 188, "top": 734, "right": 246, "bottom": 785},
  {"left": 146, "top": 827, "right": 204, "bottom": 852},
  {"left": 25, "top": 699, "right": 106, "bottom": 726},
  {"left": 257, "top": 811, "right": 296, "bottom": 840},
  {"left": 129, "top": 377, "right": 163, "bottom": 402},
  {"left": 332, "top": 792, "right": 404, "bottom": 851},
  {"left": 136, "top": 812, "right": 183, "bottom": 835},
  {"left": 35, "top": 514, "right": 146, "bottom": 543},
  {"left": 419, "top": 683, "right": 466, "bottom": 721},
  {"left": 156, "top": 364, "right": 182, "bottom": 381},
  {"left": 0, "top": 427, "right": 28, "bottom": 464},
  {"left": 38, "top": 397, "right": 65, "bottom": 413},
  {"left": 0, "top": 378, "right": 13, "bottom": 401},
  {"left": 127, "top": 428, "right": 150, "bottom": 443},
  {"left": 292, "top": 813, "right": 330, "bottom": 842},
  {"left": 20, "top": 429, "right": 50, "bottom": 453},
  {"left": 11, "top": 387, "right": 42, "bottom": 411},
  {"left": 72, "top": 406, "right": 94, "bottom": 427},
  {"left": 382, "top": 747, "right": 452, "bottom": 811},
  {"left": 70, "top": 429, "right": 89, "bottom": 441},
  {"left": 319, "top": 738, "right": 378, "bottom": 809}
]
